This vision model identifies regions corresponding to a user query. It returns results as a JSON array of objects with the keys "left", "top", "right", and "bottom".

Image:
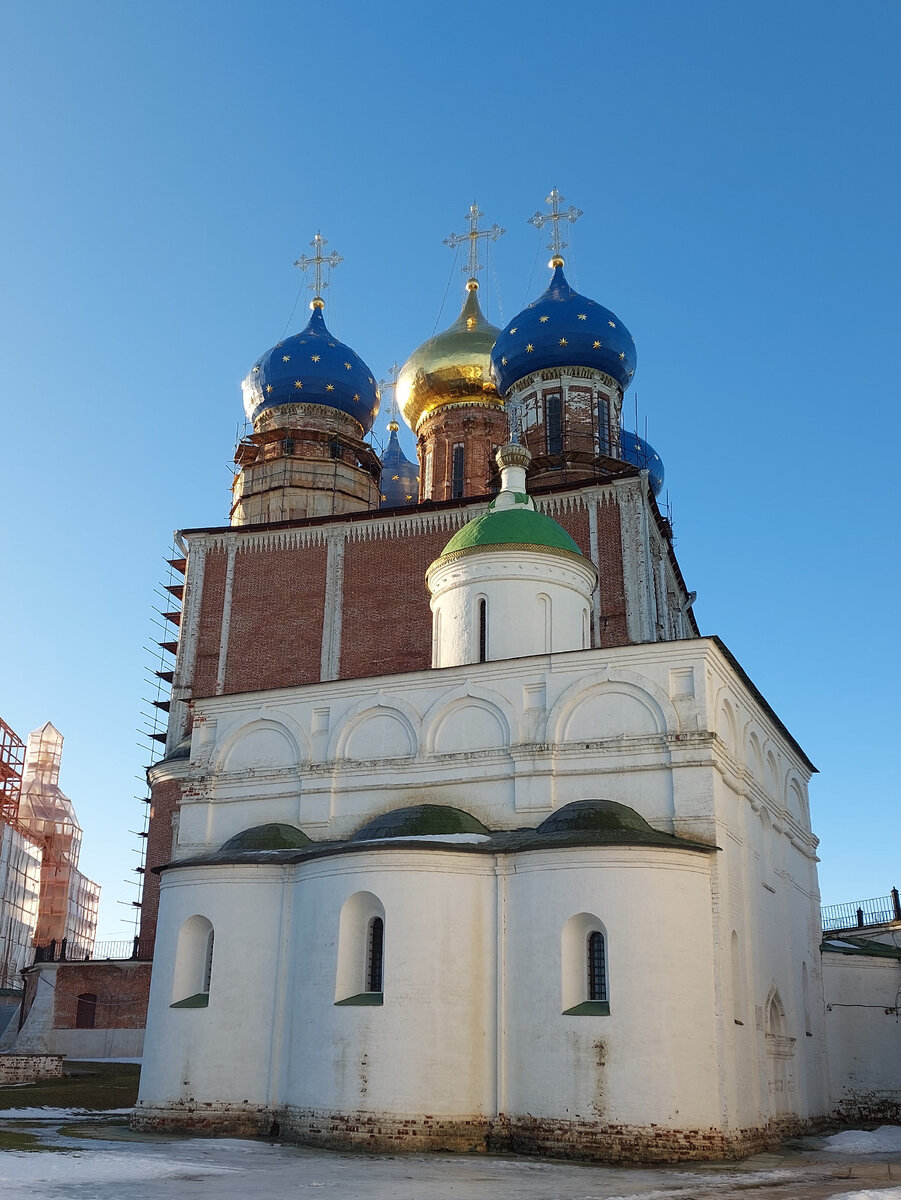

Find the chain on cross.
[
  {"left": 527, "top": 188, "right": 583, "bottom": 261},
  {"left": 443, "top": 203, "right": 505, "bottom": 281},
  {"left": 294, "top": 231, "right": 343, "bottom": 302}
]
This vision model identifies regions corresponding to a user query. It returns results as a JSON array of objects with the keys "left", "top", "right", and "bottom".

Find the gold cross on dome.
[
  {"left": 527, "top": 188, "right": 583, "bottom": 260},
  {"left": 443, "top": 202, "right": 505, "bottom": 282},
  {"left": 294, "top": 231, "right": 343, "bottom": 304}
]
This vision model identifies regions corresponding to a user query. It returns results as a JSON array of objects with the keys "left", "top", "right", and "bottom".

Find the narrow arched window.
[
  {"left": 588, "top": 931, "right": 607, "bottom": 1002},
  {"left": 478, "top": 598, "right": 488, "bottom": 663},
  {"left": 75, "top": 992, "right": 97, "bottom": 1029},
  {"left": 367, "top": 917, "right": 384, "bottom": 993}
]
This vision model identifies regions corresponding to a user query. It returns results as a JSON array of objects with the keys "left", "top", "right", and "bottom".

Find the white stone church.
[{"left": 133, "top": 200, "right": 896, "bottom": 1160}]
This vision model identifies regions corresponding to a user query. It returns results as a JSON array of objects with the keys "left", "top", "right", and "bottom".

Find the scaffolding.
[{"left": 16, "top": 723, "right": 100, "bottom": 960}]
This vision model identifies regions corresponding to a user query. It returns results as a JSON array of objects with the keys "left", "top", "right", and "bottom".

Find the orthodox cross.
[
  {"left": 443, "top": 203, "right": 505, "bottom": 280},
  {"left": 294, "top": 231, "right": 343, "bottom": 300},
  {"left": 527, "top": 188, "right": 583, "bottom": 258},
  {"left": 379, "top": 362, "right": 402, "bottom": 426}
]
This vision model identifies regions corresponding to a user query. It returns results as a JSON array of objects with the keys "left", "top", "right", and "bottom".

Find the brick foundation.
[{"left": 132, "top": 1104, "right": 811, "bottom": 1163}]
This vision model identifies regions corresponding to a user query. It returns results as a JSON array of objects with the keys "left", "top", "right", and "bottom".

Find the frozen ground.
[{"left": 0, "top": 1109, "right": 899, "bottom": 1200}]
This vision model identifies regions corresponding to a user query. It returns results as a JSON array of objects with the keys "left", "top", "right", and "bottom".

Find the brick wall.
[
  {"left": 224, "top": 544, "right": 328, "bottom": 693},
  {"left": 140, "top": 776, "right": 183, "bottom": 951},
  {"left": 0, "top": 1055, "right": 63, "bottom": 1083},
  {"left": 417, "top": 406, "right": 507, "bottom": 502},
  {"left": 51, "top": 961, "right": 152, "bottom": 1030}
]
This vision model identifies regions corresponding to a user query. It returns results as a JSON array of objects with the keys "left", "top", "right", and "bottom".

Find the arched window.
[
  {"left": 478, "top": 597, "right": 488, "bottom": 663},
  {"left": 171, "top": 915, "right": 214, "bottom": 1008},
  {"left": 335, "top": 891, "right": 385, "bottom": 1007},
  {"left": 562, "top": 912, "right": 609, "bottom": 1015},
  {"left": 75, "top": 992, "right": 97, "bottom": 1029},
  {"left": 587, "top": 931, "right": 607, "bottom": 1002},
  {"left": 367, "top": 917, "right": 384, "bottom": 993}
]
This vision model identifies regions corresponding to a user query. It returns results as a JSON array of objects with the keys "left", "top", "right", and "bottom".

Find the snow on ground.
[
  {"left": 821, "top": 1127, "right": 901, "bottom": 1154},
  {"left": 826, "top": 1190, "right": 901, "bottom": 1200},
  {"left": 0, "top": 1107, "right": 133, "bottom": 1118}
]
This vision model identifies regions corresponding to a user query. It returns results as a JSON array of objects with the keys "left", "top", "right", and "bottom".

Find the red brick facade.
[
  {"left": 52, "top": 961, "right": 152, "bottom": 1030},
  {"left": 417, "top": 405, "right": 507, "bottom": 502}
]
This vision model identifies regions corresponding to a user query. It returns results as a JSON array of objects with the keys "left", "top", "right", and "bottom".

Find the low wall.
[{"left": 0, "top": 1054, "right": 64, "bottom": 1084}]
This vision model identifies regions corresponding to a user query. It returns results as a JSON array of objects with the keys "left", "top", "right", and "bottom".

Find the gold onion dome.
[{"left": 396, "top": 279, "right": 502, "bottom": 432}]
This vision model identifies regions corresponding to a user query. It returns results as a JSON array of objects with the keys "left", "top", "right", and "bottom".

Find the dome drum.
[{"left": 416, "top": 404, "right": 508, "bottom": 503}]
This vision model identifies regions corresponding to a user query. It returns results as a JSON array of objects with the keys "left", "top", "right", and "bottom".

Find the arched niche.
[
  {"left": 341, "top": 709, "right": 416, "bottom": 761},
  {"left": 548, "top": 668, "right": 676, "bottom": 747},
  {"left": 422, "top": 685, "right": 517, "bottom": 756},
  {"left": 218, "top": 718, "right": 305, "bottom": 774}
]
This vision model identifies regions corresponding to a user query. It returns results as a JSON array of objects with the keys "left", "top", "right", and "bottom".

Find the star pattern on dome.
[
  {"left": 311, "top": 354, "right": 321, "bottom": 362},
  {"left": 266, "top": 384, "right": 274, "bottom": 393},
  {"left": 577, "top": 313, "right": 587, "bottom": 320},
  {"left": 539, "top": 315, "right": 549, "bottom": 323},
  {"left": 608, "top": 321, "right": 616, "bottom": 328},
  {"left": 509, "top": 327, "right": 517, "bottom": 334},
  {"left": 282, "top": 355, "right": 290, "bottom": 362},
  {"left": 593, "top": 340, "right": 601, "bottom": 349},
  {"left": 344, "top": 362, "right": 352, "bottom": 369},
  {"left": 294, "top": 380, "right": 303, "bottom": 389},
  {"left": 326, "top": 383, "right": 335, "bottom": 391},
  {"left": 559, "top": 337, "right": 568, "bottom": 346},
  {"left": 526, "top": 343, "right": 534, "bottom": 352},
  {"left": 501, "top": 356, "right": 508, "bottom": 365}
]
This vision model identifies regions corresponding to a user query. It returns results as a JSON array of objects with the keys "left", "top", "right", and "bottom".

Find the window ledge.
[
  {"left": 335, "top": 992, "right": 383, "bottom": 1007},
  {"left": 170, "top": 993, "right": 209, "bottom": 1009},
  {"left": 563, "top": 1001, "right": 610, "bottom": 1016}
]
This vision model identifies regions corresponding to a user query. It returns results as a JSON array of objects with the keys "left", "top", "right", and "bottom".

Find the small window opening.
[
  {"left": 367, "top": 917, "right": 384, "bottom": 993},
  {"left": 478, "top": 598, "right": 488, "bottom": 662},
  {"left": 588, "top": 931, "right": 607, "bottom": 1002},
  {"left": 75, "top": 992, "right": 97, "bottom": 1029},
  {"left": 329, "top": 438, "right": 341, "bottom": 460},
  {"left": 283, "top": 437, "right": 296, "bottom": 456},
  {"left": 546, "top": 392, "right": 562, "bottom": 458},
  {"left": 451, "top": 444, "right": 465, "bottom": 499},
  {"left": 203, "top": 930, "right": 214, "bottom": 993},
  {"left": 598, "top": 397, "right": 610, "bottom": 456}
]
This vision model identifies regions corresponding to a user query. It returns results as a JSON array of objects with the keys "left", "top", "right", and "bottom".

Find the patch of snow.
[
  {"left": 826, "top": 1190, "right": 901, "bottom": 1200},
  {"left": 67, "top": 1056, "right": 142, "bottom": 1064},
  {"left": 821, "top": 1126, "right": 901, "bottom": 1153}
]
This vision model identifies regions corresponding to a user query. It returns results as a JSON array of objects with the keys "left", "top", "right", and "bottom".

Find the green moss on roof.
[
  {"left": 220, "top": 823, "right": 311, "bottom": 852},
  {"left": 536, "top": 800, "right": 689, "bottom": 847},
  {"left": 350, "top": 804, "right": 490, "bottom": 841},
  {"left": 439, "top": 507, "right": 583, "bottom": 559}
]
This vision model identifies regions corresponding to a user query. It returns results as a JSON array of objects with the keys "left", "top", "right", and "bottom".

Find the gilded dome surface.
[{"left": 396, "top": 281, "right": 502, "bottom": 431}]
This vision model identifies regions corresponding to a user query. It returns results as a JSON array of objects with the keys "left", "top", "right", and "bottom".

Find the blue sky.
[{"left": 2, "top": 1, "right": 899, "bottom": 936}]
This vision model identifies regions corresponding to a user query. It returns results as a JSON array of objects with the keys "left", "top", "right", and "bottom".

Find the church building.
[{"left": 134, "top": 196, "right": 831, "bottom": 1160}]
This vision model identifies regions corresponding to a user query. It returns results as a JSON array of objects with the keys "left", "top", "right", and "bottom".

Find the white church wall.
[
  {"left": 823, "top": 951, "right": 901, "bottom": 1120},
  {"left": 283, "top": 850, "right": 497, "bottom": 1119},
  {"left": 139, "top": 865, "right": 286, "bottom": 1114},
  {"left": 503, "top": 848, "right": 719, "bottom": 1126}
]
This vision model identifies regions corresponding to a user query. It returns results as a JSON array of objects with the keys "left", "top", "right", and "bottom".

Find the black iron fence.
[
  {"left": 821, "top": 888, "right": 901, "bottom": 933},
  {"left": 31, "top": 935, "right": 154, "bottom": 965}
]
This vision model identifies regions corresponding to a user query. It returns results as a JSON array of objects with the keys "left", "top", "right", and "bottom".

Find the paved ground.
[{"left": 0, "top": 1111, "right": 899, "bottom": 1199}]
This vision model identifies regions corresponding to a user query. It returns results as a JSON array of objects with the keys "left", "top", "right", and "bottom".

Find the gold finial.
[
  {"left": 294, "top": 231, "right": 343, "bottom": 309},
  {"left": 378, "top": 361, "right": 402, "bottom": 427},
  {"left": 528, "top": 188, "right": 583, "bottom": 263},
  {"left": 443, "top": 202, "right": 505, "bottom": 283}
]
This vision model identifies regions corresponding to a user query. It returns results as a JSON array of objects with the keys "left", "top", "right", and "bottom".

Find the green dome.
[
  {"left": 438, "top": 507, "right": 583, "bottom": 560},
  {"left": 220, "top": 823, "right": 311, "bottom": 852},
  {"left": 350, "top": 804, "right": 490, "bottom": 841}
]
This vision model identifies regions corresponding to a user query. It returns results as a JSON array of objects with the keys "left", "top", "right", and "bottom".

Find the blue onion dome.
[
  {"left": 619, "top": 429, "right": 665, "bottom": 497},
  {"left": 241, "top": 299, "right": 380, "bottom": 434},
  {"left": 396, "top": 279, "right": 502, "bottom": 432},
  {"left": 379, "top": 422, "right": 420, "bottom": 508},
  {"left": 490, "top": 259, "right": 636, "bottom": 396}
]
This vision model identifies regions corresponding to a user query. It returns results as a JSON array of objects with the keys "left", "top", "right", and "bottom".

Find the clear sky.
[{"left": 2, "top": 1, "right": 898, "bottom": 938}]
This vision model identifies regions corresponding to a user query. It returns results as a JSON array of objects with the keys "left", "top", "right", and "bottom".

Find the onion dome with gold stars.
[
  {"left": 241, "top": 300, "right": 380, "bottom": 433},
  {"left": 379, "top": 422, "right": 419, "bottom": 508},
  {"left": 490, "top": 259, "right": 636, "bottom": 396},
  {"left": 396, "top": 279, "right": 502, "bottom": 432},
  {"left": 620, "top": 428, "right": 665, "bottom": 497}
]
